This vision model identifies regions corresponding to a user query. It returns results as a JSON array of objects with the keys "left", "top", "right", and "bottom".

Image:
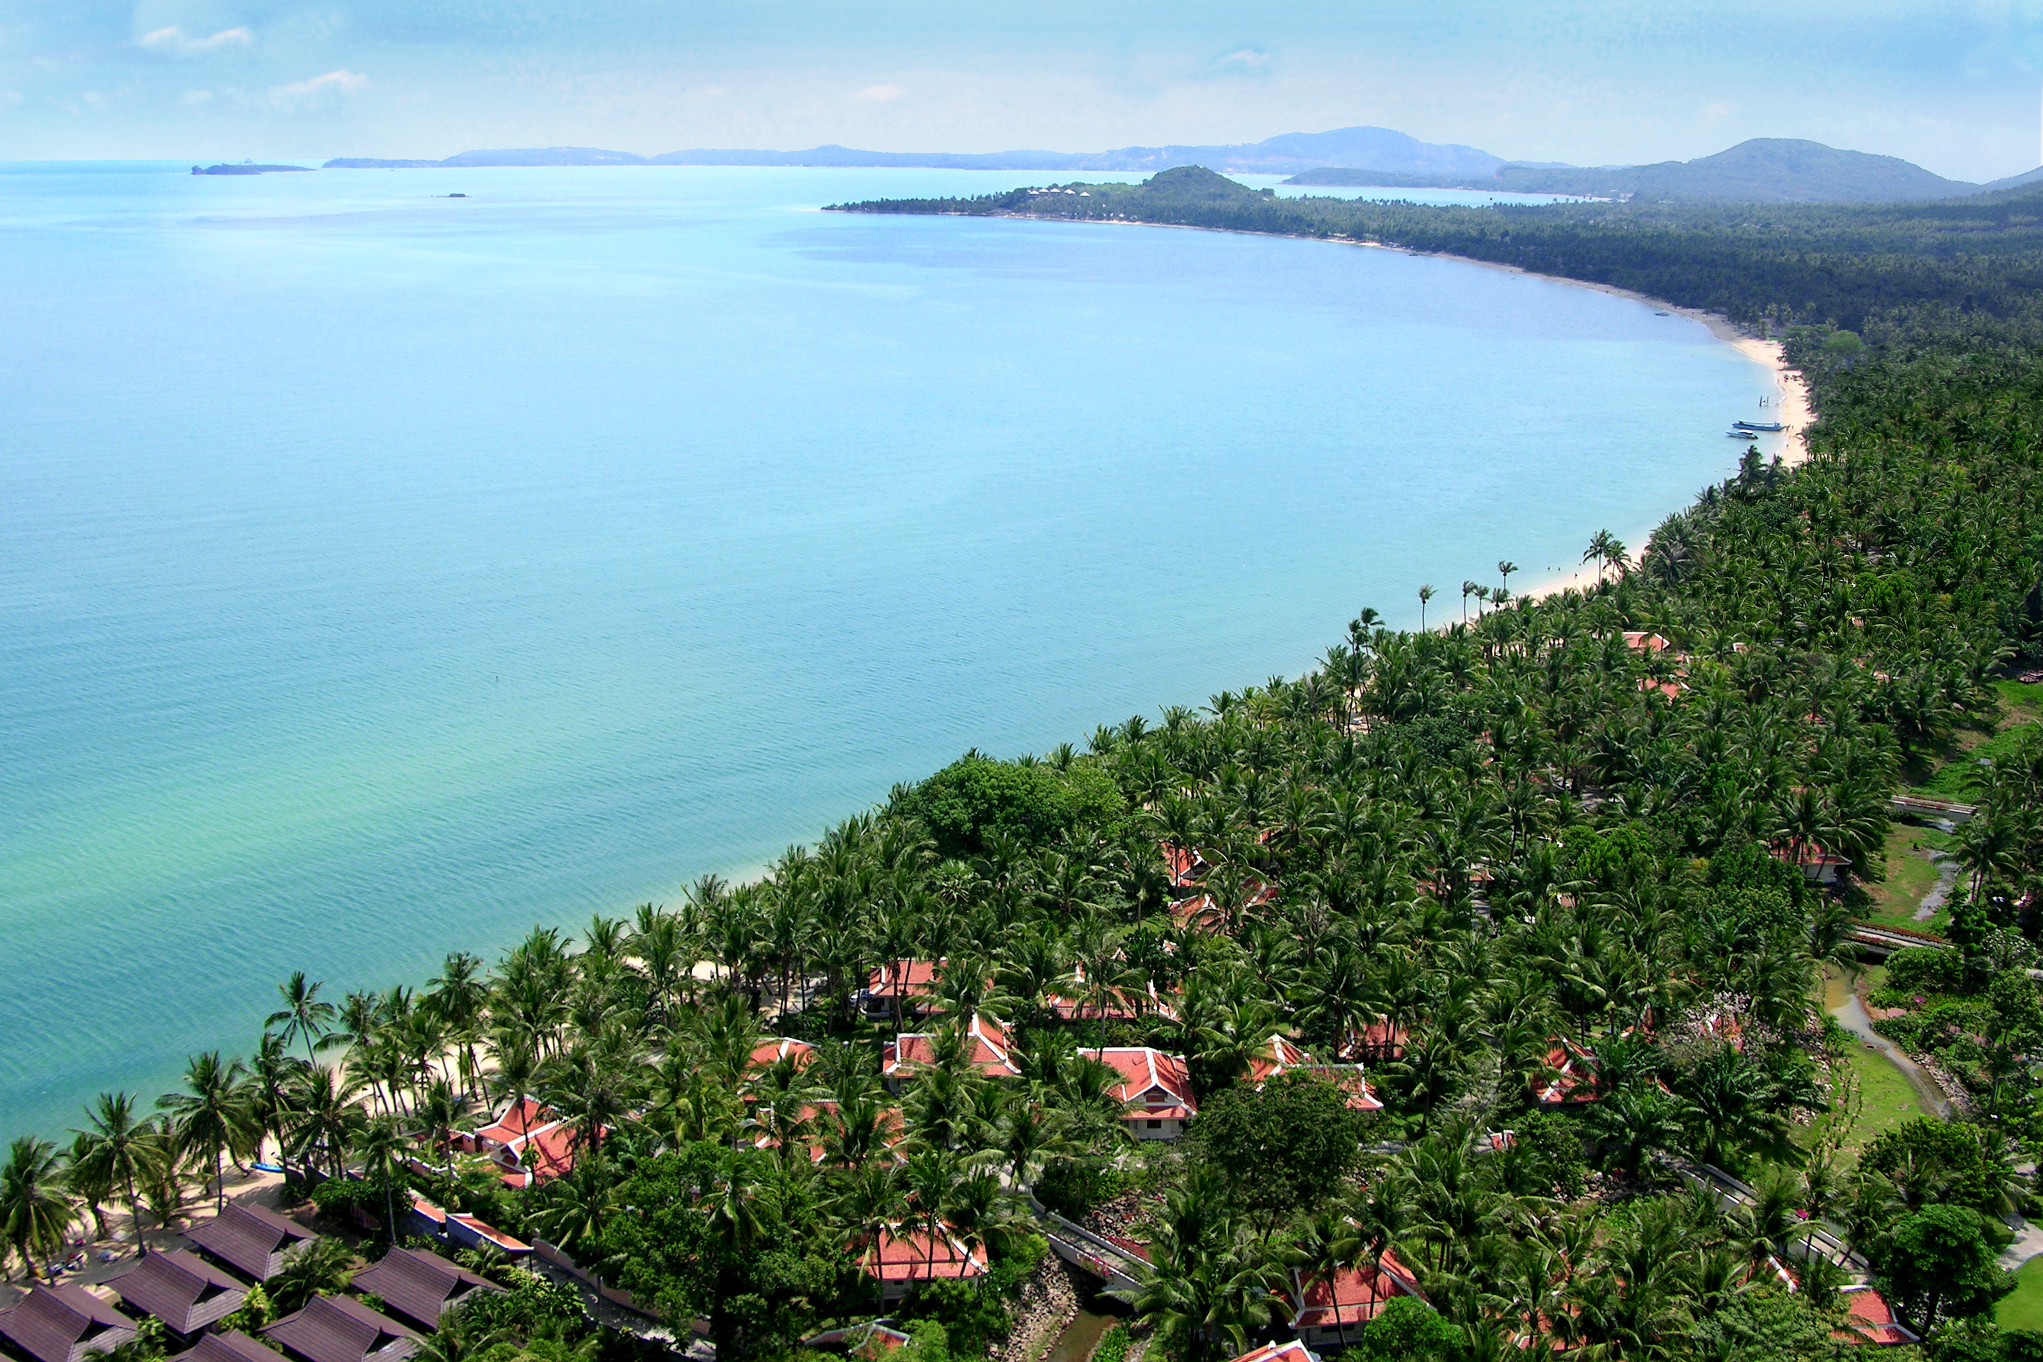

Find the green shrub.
[
  {"left": 893, "top": 753, "right": 1125, "bottom": 856},
  {"left": 1889, "top": 946, "right": 1968, "bottom": 996},
  {"left": 310, "top": 1177, "right": 384, "bottom": 1216},
  {"left": 1034, "top": 1157, "right": 1125, "bottom": 1220},
  {"left": 1091, "top": 1324, "right": 1133, "bottom": 1362}
]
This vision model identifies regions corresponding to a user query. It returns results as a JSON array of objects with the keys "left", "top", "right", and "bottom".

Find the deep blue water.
[{"left": 0, "top": 163, "right": 1773, "bottom": 1138}]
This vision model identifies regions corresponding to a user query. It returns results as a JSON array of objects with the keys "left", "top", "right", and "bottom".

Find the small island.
[{"left": 191, "top": 163, "right": 315, "bottom": 176}]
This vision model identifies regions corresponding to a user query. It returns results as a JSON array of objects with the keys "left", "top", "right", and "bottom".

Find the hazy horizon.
[{"left": 1, "top": 2, "right": 2037, "bottom": 184}]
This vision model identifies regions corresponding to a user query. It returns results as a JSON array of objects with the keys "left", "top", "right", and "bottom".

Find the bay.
[{"left": 0, "top": 163, "right": 1771, "bottom": 1137}]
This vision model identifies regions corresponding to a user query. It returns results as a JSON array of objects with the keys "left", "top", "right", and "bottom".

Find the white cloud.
[
  {"left": 273, "top": 68, "right": 369, "bottom": 105},
  {"left": 1217, "top": 48, "right": 1272, "bottom": 69},
  {"left": 0, "top": 90, "right": 21, "bottom": 110},
  {"left": 1701, "top": 100, "right": 1738, "bottom": 121},
  {"left": 179, "top": 89, "right": 214, "bottom": 106},
  {"left": 857, "top": 83, "right": 903, "bottom": 102},
  {"left": 139, "top": 26, "right": 253, "bottom": 57}
]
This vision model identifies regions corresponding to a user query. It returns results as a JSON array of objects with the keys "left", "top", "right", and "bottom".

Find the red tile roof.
[
  {"left": 858, "top": 1227, "right": 989, "bottom": 1283},
  {"left": 1161, "top": 843, "right": 1207, "bottom": 887},
  {"left": 1289, "top": 1253, "right": 1422, "bottom": 1332},
  {"left": 866, "top": 961, "right": 942, "bottom": 999},
  {"left": 1840, "top": 1287, "right": 1917, "bottom": 1346},
  {"left": 748, "top": 1038, "right": 818, "bottom": 1073},
  {"left": 1533, "top": 1040, "right": 1599, "bottom": 1105},
  {"left": 1226, "top": 1342, "right": 1312, "bottom": 1362},
  {"left": 1340, "top": 1020, "right": 1407, "bottom": 1061},
  {"left": 445, "top": 1214, "right": 529, "bottom": 1255},
  {"left": 462, "top": 1100, "right": 590, "bottom": 1188},
  {"left": 1083, "top": 1047, "right": 1197, "bottom": 1120},
  {"left": 884, "top": 1014, "right": 1020, "bottom": 1080},
  {"left": 0, "top": 1285, "right": 136, "bottom": 1362}
]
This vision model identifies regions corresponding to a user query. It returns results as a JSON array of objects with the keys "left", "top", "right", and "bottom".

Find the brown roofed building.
[
  {"left": 265, "top": 1294, "right": 417, "bottom": 1362},
  {"left": 169, "top": 1332, "right": 288, "bottom": 1362},
  {"left": 0, "top": 1285, "right": 137, "bottom": 1362},
  {"left": 185, "top": 1202, "right": 318, "bottom": 1282},
  {"left": 107, "top": 1249, "right": 248, "bottom": 1336},
  {"left": 350, "top": 1248, "right": 499, "bottom": 1332}
]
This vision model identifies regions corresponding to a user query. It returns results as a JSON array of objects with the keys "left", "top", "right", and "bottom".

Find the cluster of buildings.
[{"left": 0, "top": 1200, "right": 504, "bottom": 1362}]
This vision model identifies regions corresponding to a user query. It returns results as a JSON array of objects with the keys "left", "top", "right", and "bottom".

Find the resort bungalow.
[
  {"left": 107, "top": 1249, "right": 248, "bottom": 1337},
  {"left": 882, "top": 1014, "right": 1021, "bottom": 1088},
  {"left": 265, "top": 1295, "right": 417, "bottom": 1362},
  {"left": 1773, "top": 842, "right": 1851, "bottom": 886},
  {"left": 0, "top": 1286, "right": 136, "bottom": 1362},
  {"left": 1340, "top": 1020, "right": 1406, "bottom": 1064},
  {"left": 168, "top": 1332, "right": 289, "bottom": 1362},
  {"left": 748, "top": 1038, "right": 818, "bottom": 1074},
  {"left": 1246, "top": 1037, "right": 1383, "bottom": 1113},
  {"left": 1285, "top": 1254, "right": 1425, "bottom": 1352},
  {"left": 856, "top": 1226, "right": 989, "bottom": 1303},
  {"left": 1223, "top": 1342, "right": 1311, "bottom": 1362},
  {"left": 860, "top": 961, "right": 943, "bottom": 1019},
  {"left": 349, "top": 1248, "right": 499, "bottom": 1333},
  {"left": 184, "top": 1202, "right": 318, "bottom": 1283},
  {"left": 1839, "top": 1287, "right": 1918, "bottom": 1346},
  {"left": 1083, "top": 1047, "right": 1197, "bottom": 1140},
  {"left": 456, "top": 1098, "right": 586, "bottom": 1189},
  {"left": 1533, "top": 1040, "right": 1601, "bottom": 1107}
]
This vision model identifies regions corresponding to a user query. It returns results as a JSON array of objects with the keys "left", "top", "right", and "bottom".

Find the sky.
[{"left": 0, "top": 1, "right": 2038, "bottom": 182}]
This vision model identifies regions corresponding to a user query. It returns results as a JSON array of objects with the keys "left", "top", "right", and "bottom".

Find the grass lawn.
[
  {"left": 1863, "top": 825, "right": 1944, "bottom": 929},
  {"left": 1994, "top": 679, "right": 2043, "bottom": 718},
  {"left": 2002, "top": 1256, "right": 2043, "bottom": 1331},
  {"left": 1836, "top": 1040, "right": 1926, "bottom": 1158}
]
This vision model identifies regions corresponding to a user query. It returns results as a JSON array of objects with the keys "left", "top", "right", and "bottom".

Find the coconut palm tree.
[
  {"left": 354, "top": 1116, "right": 409, "bottom": 1245},
  {"left": 73, "top": 1093, "right": 153, "bottom": 1256},
  {"left": 1498, "top": 560, "right": 1517, "bottom": 597},
  {"left": 1418, "top": 584, "right": 1436, "bottom": 631},
  {"left": 1, "top": 1136, "right": 78, "bottom": 1280},
  {"left": 61, "top": 1136, "right": 112, "bottom": 1244},
  {"left": 158, "top": 1052, "right": 258, "bottom": 1212},
  {"left": 267, "top": 973, "right": 336, "bottom": 1069},
  {"left": 283, "top": 1065, "right": 366, "bottom": 1180},
  {"left": 266, "top": 1237, "right": 356, "bottom": 1314}
]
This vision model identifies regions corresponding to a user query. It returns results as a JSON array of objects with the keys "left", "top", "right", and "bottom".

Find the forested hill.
[
  {"left": 831, "top": 165, "right": 2043, "bottom": 338},
  {"left": 1290, "top": 138, "right": 1978, "bottom": 203}
]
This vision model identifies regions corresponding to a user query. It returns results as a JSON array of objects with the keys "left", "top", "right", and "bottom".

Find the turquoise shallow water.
[{"left": 0, "top": 163, "right": 1771, "bottom": 1138}]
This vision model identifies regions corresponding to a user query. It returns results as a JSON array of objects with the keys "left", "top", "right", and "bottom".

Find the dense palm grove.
[{"left": 10, "top": 182, "right": 2043, "bottom": 1362}]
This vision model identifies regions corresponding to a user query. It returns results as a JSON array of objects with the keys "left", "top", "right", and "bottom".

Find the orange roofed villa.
[
  {"left": 1083, "top": 1047, "right": 1198, "bottom": 1140},
  {"left": 452, "top": 1097, "right": 605, "bottom": 1190}
]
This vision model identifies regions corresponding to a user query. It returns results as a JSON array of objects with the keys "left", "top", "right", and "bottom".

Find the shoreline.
[{"left": 1007, "top": 210, "right": 1815, "bottom": 607}]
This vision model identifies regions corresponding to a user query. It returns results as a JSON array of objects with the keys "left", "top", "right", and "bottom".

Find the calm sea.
[{"left": 0, "top": 163, "right": 1775, "bottom": 1137}]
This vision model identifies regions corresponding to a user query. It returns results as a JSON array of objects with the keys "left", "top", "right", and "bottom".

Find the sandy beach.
[
  {"left": 1371, "top": 251, "right": 1815, "bottom": 604},
  {"left": 1090, "top": 212, "right": 1818, "bottom": 613}
]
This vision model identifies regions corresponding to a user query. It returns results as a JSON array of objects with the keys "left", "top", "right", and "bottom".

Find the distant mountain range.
[
  {"left": 325, "top": 127, "right": 1517, "bottom": 176},
  {"left": 321, "top": 128, "right": 2041, "bottom": 204}
]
